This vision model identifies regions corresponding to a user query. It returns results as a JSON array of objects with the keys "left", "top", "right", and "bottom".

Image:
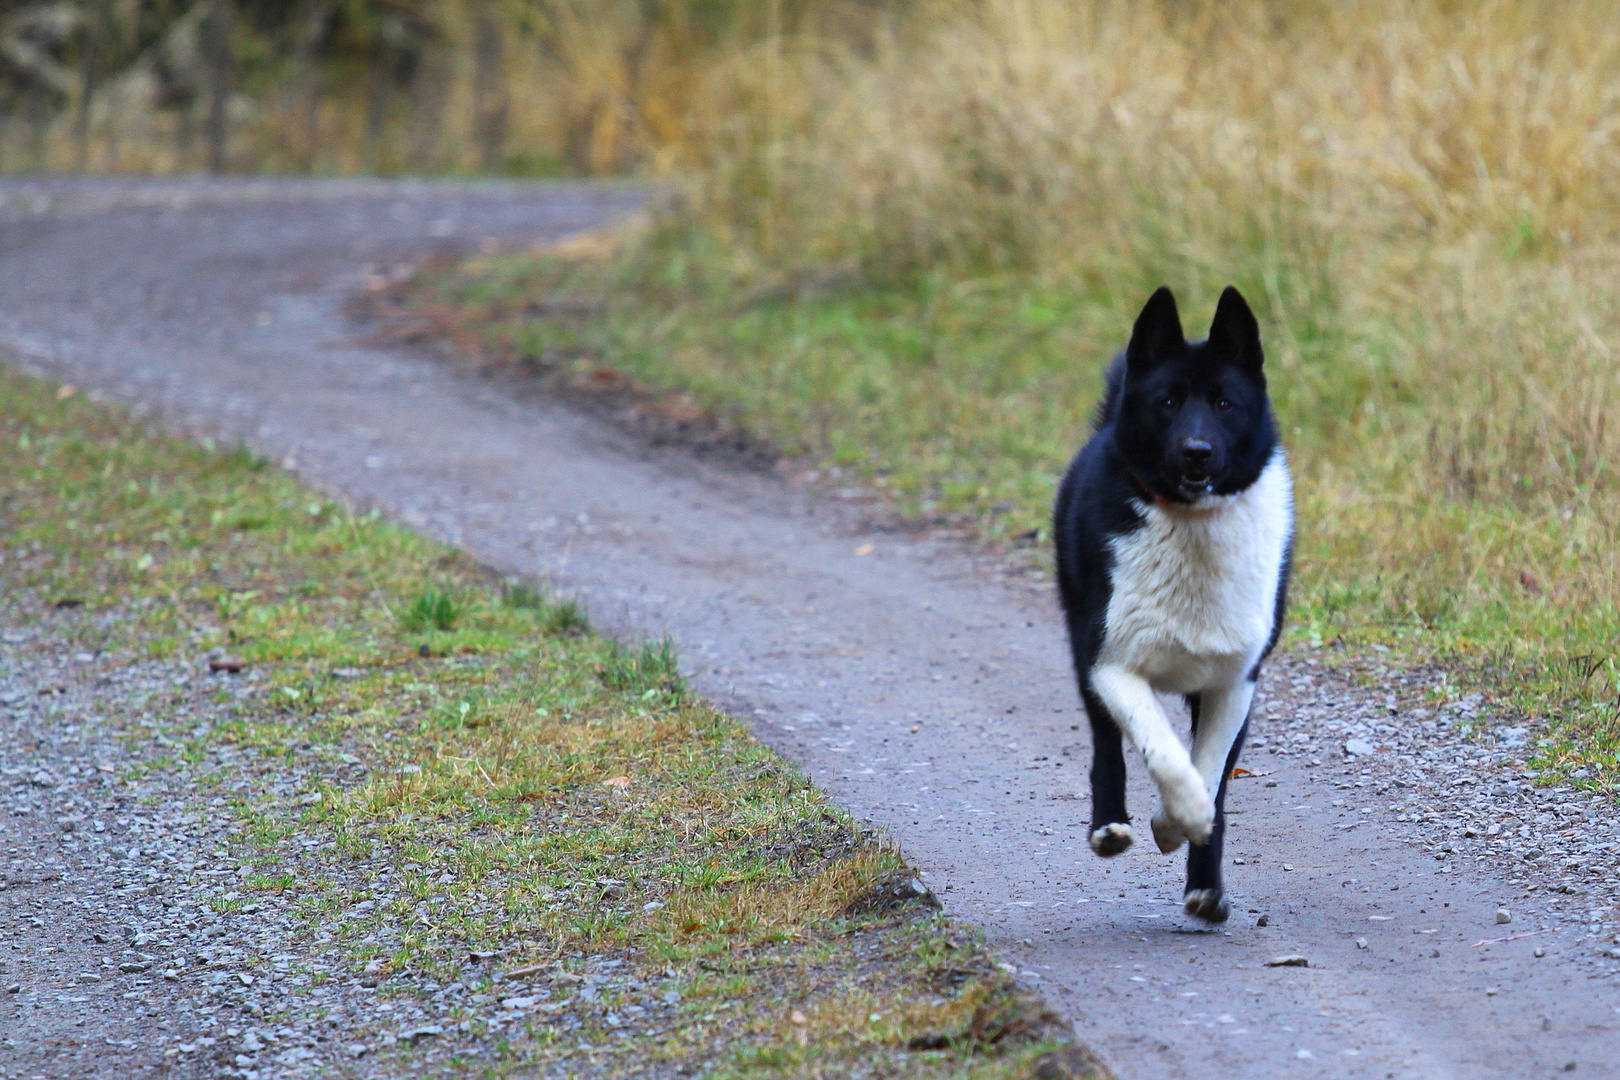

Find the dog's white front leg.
[
  {"left": 1090, "top": 664, "right": 1214, "bottom": 848},
  {"left": 1190, "top": 678, "right": 1257, "bottom": 798}
]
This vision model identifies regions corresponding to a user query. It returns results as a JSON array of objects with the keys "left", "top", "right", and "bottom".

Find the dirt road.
[{"left": 2, "top": 177, "right": 1616, "bottom": 1079}]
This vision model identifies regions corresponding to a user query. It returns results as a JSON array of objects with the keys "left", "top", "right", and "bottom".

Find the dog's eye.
[
  {"left": 1215, "top": 398, "right": 1233, "bottom": 412},
  {"left": 1158, "top": 396, "right": 1176, "bottom": 409}
]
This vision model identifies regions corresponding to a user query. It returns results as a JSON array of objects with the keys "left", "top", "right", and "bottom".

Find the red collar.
[
  {"left": 1128, "top": 470, "right": 1175, "bottom": 508},
  {"left": 1130, "top": 471, "right": 1221, "bottom": 513}
]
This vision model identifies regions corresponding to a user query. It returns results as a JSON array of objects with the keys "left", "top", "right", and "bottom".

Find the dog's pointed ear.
[
  {"left": 1208, "top": 286, "right": 1263, "bottom": 373},
  {"left": 1126, "top": 286, "right": 1184, "bottom": 374}
]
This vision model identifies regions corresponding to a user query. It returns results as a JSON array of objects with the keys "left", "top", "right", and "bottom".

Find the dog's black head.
[{"left": 1113, "top": 285, "right": 1275, "bottom": 504}]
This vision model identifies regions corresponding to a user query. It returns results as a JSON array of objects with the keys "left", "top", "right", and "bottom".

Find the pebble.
[
  {"left": 1495, "top": 908, "right": 1512, "bottom": 925},
  {"left": 500, "top": 995, "right": 544, "bottom": 1010},
  {"left": 1344, "top": 738, "right": 1377, "bottom": 757}
]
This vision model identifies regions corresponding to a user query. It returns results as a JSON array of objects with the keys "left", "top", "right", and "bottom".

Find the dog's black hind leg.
[
  {"left": 1184, "top": 702, "right": 1247, "bottom": 924},
  {"left": 1081, "top": 682, "right": 1133, "bottom": 856}
]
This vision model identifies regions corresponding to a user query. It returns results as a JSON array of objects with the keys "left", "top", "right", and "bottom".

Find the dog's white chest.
[{"left": 1099, "top": 452, "right": 1293, "bottom": 692}]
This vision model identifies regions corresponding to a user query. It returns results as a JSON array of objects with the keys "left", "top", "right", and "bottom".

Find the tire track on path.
[{"left": 1, "top": 177, "right": 1616, "bottom": 1079}]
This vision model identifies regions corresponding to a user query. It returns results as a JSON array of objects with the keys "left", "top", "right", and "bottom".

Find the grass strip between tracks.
[{"left": 0, "top": 368, "right": 1106, "bottom": 1079}]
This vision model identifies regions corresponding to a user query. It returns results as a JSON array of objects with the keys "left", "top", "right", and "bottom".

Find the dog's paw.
[
  {"left": 1150, "top": 813, "right": 1186, "bottom": 854},
  {"left": 1089, "top": 823, "right": 1134, "bottom": 857},
  {"left": 1157, "top": 769, "right": 1215, "bottom": 845},
  {"left": 1184, "top": 888, "right": 1230, "bottom": 924}
]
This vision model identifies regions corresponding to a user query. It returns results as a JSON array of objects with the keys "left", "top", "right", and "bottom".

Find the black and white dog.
[{"left": 1053, "top": 285, "right": 1292, "bottom": 924}]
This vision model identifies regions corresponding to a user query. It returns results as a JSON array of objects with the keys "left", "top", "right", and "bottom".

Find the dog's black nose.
[{"left": 1181, "top": 440, "right": 1213, "bottom": 470}]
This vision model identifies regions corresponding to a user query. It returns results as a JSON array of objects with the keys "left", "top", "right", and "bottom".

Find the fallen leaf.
[
  {"left": 502, "top": 963, "right": 549, "bottom": 980},
  {"left": 603, "top": 775, "right": 632, "bottom": 789},
  {"left": 1264, "top": 954, "right": 1309, "bottom": 967}
]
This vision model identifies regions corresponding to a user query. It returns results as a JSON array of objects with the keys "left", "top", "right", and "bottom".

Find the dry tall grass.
[{"left": 663, "top": 0, "right": 1620, "bottom": 645}]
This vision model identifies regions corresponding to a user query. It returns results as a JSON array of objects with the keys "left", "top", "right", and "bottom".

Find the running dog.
[{"left": 1053, "top": 285, "right": 1292, "bottom": 924}]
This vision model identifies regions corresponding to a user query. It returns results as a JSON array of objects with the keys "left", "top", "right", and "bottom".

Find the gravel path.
[
  {"left": 0, "top": 615, "right": 734, "bottom": 1078},
  {"left": 1, "top": 177, "right": 1617, "bottom": 1079},
  {"left": 1, "top": 632, "right": 394, "bottom": 1079}
]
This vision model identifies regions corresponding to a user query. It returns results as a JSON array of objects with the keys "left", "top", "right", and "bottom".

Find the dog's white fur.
[{"left": 1089, "top": 450, "right": 1293, "bottom": 849}]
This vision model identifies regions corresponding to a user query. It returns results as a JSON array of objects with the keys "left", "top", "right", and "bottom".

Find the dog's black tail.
[{"left": 1093, "top": 353, "right": 1127, "bottom": 431}]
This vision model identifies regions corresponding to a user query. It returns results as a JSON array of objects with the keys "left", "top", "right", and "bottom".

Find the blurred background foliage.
[{"left": 0, "top": 0, "right": 897, "bottom": 175}]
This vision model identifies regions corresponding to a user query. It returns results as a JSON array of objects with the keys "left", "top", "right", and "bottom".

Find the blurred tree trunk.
[
  {"left": 176, "top": 97, "right": 194, "bottom": 169},
  {"left": 301, "top": 77, "right": 322, "bottom": 172},
  {"left": 473, "top": 8, "right": 507, "bottom": 172},
  {"left": 75, "top": 0, "right": 103, "bottom": 171},
  {"left": 364, "top": 61, "right": 389, "bottom": 171},
  {"left": 206, "top": 0, "right": 235, "bottom": 174},
  {"left": 29, "top": 89, "right": 51, "bottom": 170},
  {"left": 291, "top": 0, "right": 336, "bottom": 173},
  {"left": 411, "top": 56, "right": 448, "bottom": 174}
]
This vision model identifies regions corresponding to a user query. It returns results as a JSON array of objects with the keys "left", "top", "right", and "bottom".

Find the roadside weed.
[
  {"left": 601, "top": 637, "right": 683, "bottom": 697},
  {"left": 400, "top": 588, "right": 466, "bottom": 632}
]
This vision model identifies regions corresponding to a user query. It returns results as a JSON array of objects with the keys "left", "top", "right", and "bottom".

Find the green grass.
[
  {"left": 415, "top": 232, "right": 1620, "bottom": 795},
  {"left": 0, "top": 369, "right": 1089, "bottom": 1078},
  {"left": 399, "top": 588, "right": 468, "bottom": 632}
]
